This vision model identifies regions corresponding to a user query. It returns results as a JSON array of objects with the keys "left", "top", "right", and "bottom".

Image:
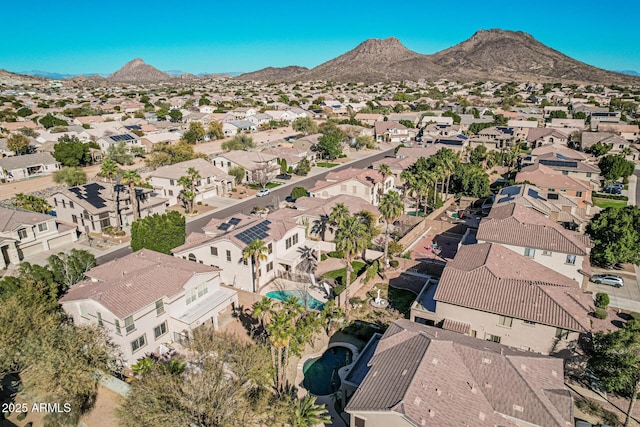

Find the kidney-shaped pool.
[{"left": 302, "top": 346, "right": 353, "bottom": 395}]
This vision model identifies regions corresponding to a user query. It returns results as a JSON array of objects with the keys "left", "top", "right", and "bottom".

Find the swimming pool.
[
  {"left": 303, "top": 346, "right": 353, "bottom": 395},
  {"left": 266, "top": 290, "right": 325, "bottom": 311}
]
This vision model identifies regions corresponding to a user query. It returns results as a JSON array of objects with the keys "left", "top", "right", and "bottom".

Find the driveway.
[{"left": 586, "top": 264, "right": 640, "bottom": 310}]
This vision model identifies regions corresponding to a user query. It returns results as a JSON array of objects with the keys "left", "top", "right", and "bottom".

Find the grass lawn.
[
  {"left": 322, "top": 261, "right": 367, "bottom": 286},
  {"left": 248, "top": 182, "right": 282, "bottom": 190},
  {"left": 593, "top": 197, "right": 627, "bottom": 209},
  {"left": 367, "top": 283, "right": 417, "bottom": 316},
  {"left": 316, "top": 162, "right": 339, "bottom": 168}
]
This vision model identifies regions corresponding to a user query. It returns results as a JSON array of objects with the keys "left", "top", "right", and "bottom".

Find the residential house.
[
  {"left": 419, "top": 243, "right": 597, "bottom": 354},
  {"left": 172, "top": 213, "right": 314, "bottom": 292},
  {"left": 581, "top": 132, "right": 638, "bottom": 160},
  {"left": 471, "top": 126, "right": 516, "bottom": 149},
  {"left": 309, "top": 167, "right": 394, "bottom": 206},
  {"left": 0, "top": 152, "right": 60, "bottom": 181},
  {"left": 139, "top": 131, "right": 182, "bottom": 151},
  {"left": 344, "top": 319, "right": 574, "bottom": 427},
  {"left": 516, "top": 163, "right": 593, "bottom": 209},
  {"left": 60, "top": 249, "right": 238, "bottom": 365},
  {"left": 0, "top": 207, "right": 78, "bottom": 269},
  {"left": 146, "top": 158, "right": 233, "bottom": 206},
  {"left": 526, "top": 128, "right": 569, "bottom": 148},
  {"left": 476, "top": 203, "right": 592, "bottom": 284},
  {"left": 354, "top": 113, "right": 384, "bottom": 126},
  {"left": 590, "top": 111, "right": 621, "bottom": 131},
  {"left": 210, "top": 151, "right": 278, "bottom": 185},
  {"left": 51, "top": 182, "right": 168, "bottom": 233},
  {"left": 229, "top": 107, "right": 257, "bottom": 119},
  {"left": 374, "top": 121, "right": 414, "bottom": 143},
  {"left": 597, "top": 124, "right": 640, "bottom": 142},
  {"left": 246, "top": 113, "right": 273, "bottom": 127},
  {"left": 97, "top": 133, "right": 144, "bottom": 154},
  {"left": 535, "top": 152, "right": 600, "bottom": 187}
]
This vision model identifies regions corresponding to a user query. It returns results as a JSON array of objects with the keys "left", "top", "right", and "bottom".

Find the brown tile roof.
[
  {"left": 537, "top": 152, "right": 600, "bottom": 173},
  {"left": 60, "top": 249, "right": 219, "bottom": 318},
  {"left": 346, "top": 320, "right": 572, "bottom": 427},
  {"left": 517, "top": 163, "right": 592, "bottom": 191},
  {"left": 441, "top": 318, "right": 471, "bottom": 334},
  {"left": 433, "top": 243, "right": 591, "bottom": 331},
  {"left": 494, "top": 184, "right": 578, "bottom": 218},
  {"left": 531, "top": 144, "right": 589, "bottom": 160},
  {"left": 478, "top": 204, "right": 592, "bottom": 255},
  {"left": 147, "top": 158, "right": 231, "bottom": 181},
  {"left": 294, "top": 195, "right": 379, "bottom": 217},
  {"left": 0, "top": 206, "right": 52, "bottom": 232},
  {"left": 310, "top": 167, "right": 384, "bottom": 192}
]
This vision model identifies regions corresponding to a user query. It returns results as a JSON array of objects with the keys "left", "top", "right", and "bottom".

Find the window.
[
  {"left": 523, "top": 320, "right": 536, "bottom": 326},
  {"left": 243, "top": 258, "right": 248, "bottom": 265},
  {"left": 71, "top": 214, "right": 78, "bottom": 224},
  {"left": 586, "top": 172, "right": 592, "bottom": 178},
  {"left": 198, "top": 282, "right": 208, "bottom": 297},
  {"left": 168, "top": 189, "right": 174, "bottom": 196},
  {"left": 524, "top": 248, "right": 535, "bottom": 258},
  {"left": 80, "top": 305, "right": 88, "bottom": 318},
  {"left": 188, "top": 253, "right": 196, "bottom": 262},
  {"left": 576, "top": 191, "right": 583, "bottom": 197},
  {"left": 352, "top": 185, "right": 357, "bottom": 194},
  {"left": 340, "top": 184, "right": 347, "bottom": 191},
  {"left": 170, "top": 179, "right": 175, "bottom": 186},
  {"left": 355, "top": 417, "right": 366, "bottom": 427},
  {"left": 97, "top": 311, "right": 103, "bottom": 327},
  {"left": 38, "top": 223, "right": 48, "bottom": 232},
  {"left": 498, "top": 316, "right": 513, "bottom": 327},
  {"left": 186, "top": 288, "right": 197, "bottom": 305},
  {"left": 286, "top": 237, "right": 292, "bottom": 249},
  {"left": 292, "top": 233, "right": 298, "bottom": 245},
  {"left": 565, "top": 254, "right": 576, "bottom": 265},
  {"left": 54, "top": 198, "right": 58, "bottom": 207},
  {"left": 485, "top": 333, "right": 501, "bottom": 343},
  {"left": 69, "top": 201, "right": 74, "bottom": 209},
  {"left": 555, "top": 328, "right": 570, "bottom": 340},
  {"left": 131, "top": 335, "right": 146, "bottom": 353},
  {"left": 100, "top": 218, "right": 111, "bottom": 228},
  {"left": 210, "top": 246, "right": 218, "bottom": 256},
  {"left": 542, "top": 250, "right": 552, "bottom": 256},
  {"left": 115, "top": 320, "right": 121, "bottom": 335},
  {"left": 124, "top": 316, "right": 135, "bottom": 333},
  {"left": 154, "top": 322, "right": 167, "bottom": 339},
  {"left": 62, "top": 199, "right": 66, "bottom": 208},
  {"left": 155, "top": 299, "right": 165, "bottom": 315},
  {"left": 470, "top": 330, "right": 477, "bottom": 338},
  {"left": 266, "top": 262, "right": 273, "bottom": 272},
  {"left": 268, "top": 243, "right": 273, "bottom": 254},
  {"left": 17, "top": 228, "right": 27, "bottom": 239},
  {"left": 226, "top": 250, "right": 232, "bottom": 262}
]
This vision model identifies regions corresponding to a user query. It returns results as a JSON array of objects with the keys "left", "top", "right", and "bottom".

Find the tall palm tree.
[
  {"left": 252, "top": 296, "right": 273, "bottom": 332},
  {"left": 242, "top": 239, "right": 268, "bottom": 293},
  {"left": 266, "top": 309, "right": 295, "bottom": 394},
  {"left": 293, "top": 395, "right": 331, "bottom": 427},
  {"left": 121, "top": 169, "right": 142, "bottom": 222},
  {"left": 177, "top": 175, "right": 195, "bottom": 213},
  {"left": 297, "top": 245, "right": 318, "bottom": 293},
  {"left": 186, "top": 166, "right": 201, "bottom": 198},
  {"left": 335, "top": 215, "right": 367, "bottom": 319},
  {"left": 356, "top": 210, "right": 380, "bottom": 261},
  {"left": 400, "top": 169, "right": 418, "bottom": 215},
  {"left": 377, "top": 163, "right": 392, "bottom": 198},
  {"left": 99, "top": 159, "right": 122, "bottom": 229},
  {"left": 379, "top": 191, "right": 403, "bottom": 269},
  {"left": 328, "top": 202, "right": 349, "bottom": 234}
]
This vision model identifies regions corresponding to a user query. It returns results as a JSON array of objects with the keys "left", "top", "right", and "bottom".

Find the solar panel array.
[
  {"left": 235, "top": 220, "right": 271, "bottom": 245},
  {"left": 109, "top": 134, "right": 136, "bottom": 142},
  {"left": 68, "top": 183, "right": 107, "bottom": 209},
  {"left": 125, "top": 125, "right": 142, "bottom": 130},
  {"left": 539, "top": 159, "right": 578, "bottom": 169},
  {"left": 218, "top": 223, "right": 231, "bottom": 231},
  {"left": 229, "top": 217, "right": 242, "bottom": 225}
]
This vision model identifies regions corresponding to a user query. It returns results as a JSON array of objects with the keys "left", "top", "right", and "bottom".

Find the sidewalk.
[{"left": 628, "top": 172, "right": 637, "bottom": 206}]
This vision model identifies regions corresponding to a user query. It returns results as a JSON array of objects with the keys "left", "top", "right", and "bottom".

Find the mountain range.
[{"left": 4, "top": 30, "right": 640, "bottom": 85}]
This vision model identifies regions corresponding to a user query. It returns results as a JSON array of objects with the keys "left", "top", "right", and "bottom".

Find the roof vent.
[
  {"left": 552, "top": 369, "right": 558, "bottom": 378},
  {"left": 521, "top": 364, "right": 527, "bottom": 371},
  {"left": 482, "top": 357, "right": 492, "bottom": 364},
  {"left": 431, "top": 358, "right": 438, "bottom": 365},
  {"left": 513, "top": 404, "right": 524, "bottom": 412},
  {"left": 421, "top": 419, "right": 426, "bottom": 426},
  {"left": 414, "top": 397, "right": 421, "bottom": 406},
  {"left": 429, "top": 409, "right": 435, "bottom": 418},
  {"left": 479, "top": 412, "right": 486, "bottom": 421},
  {"left": 485, "top": 382, "right": 492, "bottom": 389},
  {"left": 91, "top": 277, "right": 98, "bottom": 283},
  {"left": 436, "top": 388, "right": 442, "bottom": 396},
  {"left": 401, "top": 369, "right": 408, "bottom": 376}
]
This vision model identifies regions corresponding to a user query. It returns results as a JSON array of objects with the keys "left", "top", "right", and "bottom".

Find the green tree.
[
  {"left": 587, "top": 206, "right": 640, "bottom": 267},
  {"left": 181, "top": 121, "right": 206, "bottom": 144},
  {"left": 39, "top": 113, "right": 68, "bottom": 129},
  {"left": 354, "top": 135, "right": 376, "bottom": 150},
  {"left": 106, "top": 141, "right": 134, "bottom": 165},
  {"left": 122, "top": 169, "right": 142, "bottom": 221},
  {"left": 130, "top": 211, "right": 186, "bottom": 254},
  {"left": 144, "top": 141, "right": 207, "bottom": 168},
  {"left": 291, "top": 186, "right": 308, "bottom": 201},
  {"left": 221, "top": 134, "right": 255, "bottom": 151},
  {"left": 293, "top": 395, "right": 331, "bottom": 427},
  {"left": 53, "top": 135, "right": 92, "bottom": 166},
  {"left": 168, "top": 109, "right": 182, "bottom": 122},
  {"left": 442, "top": 110, "right": 461, "bottom": 124},
  {"left": 177, "top": 166, "right": 201, "bottom": 213},
  {"left": 317, "top": 132, "right": 343, "bottom": 160},
  {"left": 294, "top": 158, "right": 311, "bottom": 176},
  {"left": 7, "top": 133, "right": 29, "bottom": 155},
  {"left": 292, "top": 116, "right": 318, "bottom": 135},
  {"left": 243, "top": 239, "right": 269, "bottom": 293},
  {"left": 279, "top": 158, "right": 288, "bottom": 175},
  {"left": 548, "top": 110, "right": 568, "bottom": 120},
  {"left": 252, "top": 296, "right": 274, "bottom": 332},
  {"left": 585, "top": 141, "right": 612, "bottom": 157},
  {"left": 207, "top": 121, "right": 224, "bottom": 140},
  {"left": 589, "top": 321, "right": 640, "bottom": 427},
  {"left": 329, "top": 202, "right": 350, "bottom": 233},
  {"left": 47, "top": 249, "right": 96, "bottom": 291},
  {"left": 469, "top": 145, "right": 488, "bottom": 166},
  {"left": 13, "top": 193, "right": 52, "bottom": 213},
  {"left": 228, "top": 166, "right": 246, "bottom": 185},
  {"left": 53, "top": 166, "right": 88, "bottom": 186},
  {"left": 573, "top": 111, "right": 587, "bottom": 120},
  {"left": 16, "top": 106, "right": 33, "bottom": 117},
  {"left": 379, "top": 191, "right": 403, "bottom": 270},
  {"left": 449, "top": 163, "right": 490, "bottom": 197},
  {"left": 598, "top": 154, "right": 635, "bottom": 182},
  {"left": 335, "top": 215, "right": 367, "bottom": 319}
]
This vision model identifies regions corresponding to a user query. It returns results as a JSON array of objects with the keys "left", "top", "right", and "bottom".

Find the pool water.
[
  {"left": 266, "top": 290, "right": 325, "bottom": 311},
  {"left": 303, "top": 346, "right": 353, "bottom": 395}
]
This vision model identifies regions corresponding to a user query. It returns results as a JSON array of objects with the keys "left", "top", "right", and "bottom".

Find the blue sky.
[{"left": 2, "top": 0, "right": 639, "bottom": 75}]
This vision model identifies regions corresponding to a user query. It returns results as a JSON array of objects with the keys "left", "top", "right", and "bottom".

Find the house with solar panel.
[
  {"left": 210, "top": 151, "right": 279, "bottom": 185},
  {"left": 60, "top": 249, "right": 238, "bottom": 366},
  {"left": 97, "top": 132, "right": 144, "bottom": 154},
  {"left": 51, "top": 182, "right": 168, "bottom": 233},
  {"left": 171, "top": 213, "right": 315, "bottom": 292}
]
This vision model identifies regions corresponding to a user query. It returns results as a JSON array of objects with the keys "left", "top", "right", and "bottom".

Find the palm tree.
[
  {"left": 297, "top": 245, "right": 319, "bottom": 299},
  {"left": 242, "top": 238, "right": 268, "bottom": 293},
  {"left": 186, "top": 166, "right": 201, "bottom": 197},
  {"left": 252, "top": 296, "right": 273, "bottom": 332},
  {"left": 267, "top": 309, "right": 295, "bottom": 394},
  {"left": 377, "top": 163, "right": 392, "bottom": 198},
  {"left": 99, "top": 159, "right": 122, "bottom": 229},
  {"left": 400, "top": 169, "right": 418, "bottom": 215},
  {"left": 293, "top": 395, "right": 331, "bottom": 427},
  {"left": 356, "top": 210, "right": 380, "bottom": 261},
  {"left": 177, "top": 175, "right": 195, "bottom": 213},
  {"left": 379, "top": 191, "right": 403, "bottom": 270},
  {"left": 328, "top": 202, "right": 349, "bottom": 234},
  {"left": 121, "top": 169, "right": 142, "bottom": 222},
  {"left": 335, "top": 215, "right": 367, "bottom": 319}
]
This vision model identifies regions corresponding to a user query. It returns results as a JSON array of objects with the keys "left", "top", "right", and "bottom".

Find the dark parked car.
[{"left": 276, "top": 174, "right": 292, "bottom": 180}]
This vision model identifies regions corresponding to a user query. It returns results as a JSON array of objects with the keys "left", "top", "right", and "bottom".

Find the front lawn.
[
  {"left": 593, "top": 197, "right": 627, "bottom": 209},
  {"left": 315, "top": 162, "right": 339, "bottom": 168},
  {"left": 248, "top": 182, "right": 282, "bottom": 190},
  {"left": 322, "top": 261, "right": 367, "bottom": 288}
]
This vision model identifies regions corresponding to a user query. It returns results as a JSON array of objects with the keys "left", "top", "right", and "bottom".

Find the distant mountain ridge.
[
  {"left": 108, "top": 58, "right": 171, "bottom": 83},
  {"left": 236, "top": 66, "right": 309, "bottom": 81}
]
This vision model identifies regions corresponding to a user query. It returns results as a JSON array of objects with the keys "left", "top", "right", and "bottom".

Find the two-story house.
[
  {"left": 309, "top": 167, "right": 394, "bottom": 206},
  {"left": 97, "top": 133, "right": 144, "bottom": 154},
  {"left": 172, "top": 213, "right": 316, "bottom": 292},
  {"left": 146, "top": 158, "right": 233, "bottom": 206},
  {"left": 476, "top": 203, "right": 592, "bottom": 284},
  {"left": 0, "top": 207, "right": 78, "bottom": 269},
  {"left": 51, "top": 182, "right": 168, "bottom": 233},
  {"left": 210, "top": 151, "right": 278, "bottom": 185},
  {"left": 374, "top": 121, "right": 413, "bottom": 143},
  {"left": 60, "top": 249, "right": 238, "bottom": 365},
  {"left": 516, "top": 163, "right": 593, "bottom": 209}
]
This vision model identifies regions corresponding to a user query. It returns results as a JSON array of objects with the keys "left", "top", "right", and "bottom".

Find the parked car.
[
  {"left": 256, "top": 188, "right": 271, "bottom": 197},
  {"left": 276, "top": 174, "right": 292, "bottom": 180},
  {"left": 590, "top": 274, "right": 624, "bottom": 288},
  {"left": 604, "top": 186, "right": 622, "bottom": 194}
]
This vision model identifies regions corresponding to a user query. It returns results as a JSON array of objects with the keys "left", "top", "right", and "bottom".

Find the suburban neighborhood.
[{"left": 1, "top": 23, "right": 640, "bottom": 427}]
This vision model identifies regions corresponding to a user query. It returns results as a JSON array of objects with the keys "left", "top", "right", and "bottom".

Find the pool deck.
[{"left": 260, "top": 277, "right": 330, "bottom": 304}]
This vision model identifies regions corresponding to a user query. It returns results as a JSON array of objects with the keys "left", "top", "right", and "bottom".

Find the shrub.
[
  {"left": 595, "top": 292, "right": 610, "bottom": 308},
  {"left": 389, "top": 259, "right": 399, "bottom": 268},
  {"left": 333, "top": 284, "right": 345, "bottom": 295},
  {"left": 593, "top": 308, "right": 608, "bottom": 319},
  {"left": 197, "top": 201, "right": 202, "bottom": 205},
  {"left": 320, "top": 254, "right": 328, "bottom": 261},
  {"left": 365, "top": 260, "right": 379, "bottom": 283},
  {"left": 17, "top": 413, "right": 26, "bottom": 421},
  {"left": 630, "top": 312, "right": 640, "bottom": 321},
  {"left": 327, "top": 250, "right": 344, "bottom": 258}
]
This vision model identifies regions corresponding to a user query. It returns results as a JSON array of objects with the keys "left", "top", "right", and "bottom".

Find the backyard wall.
[{"left": 398, "top": 197, "right": 456, "bottom": 250}]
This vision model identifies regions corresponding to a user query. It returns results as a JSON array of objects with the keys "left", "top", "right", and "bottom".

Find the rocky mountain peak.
[{"left": 108, "top": 58, "right": 170, "bottom": 83}]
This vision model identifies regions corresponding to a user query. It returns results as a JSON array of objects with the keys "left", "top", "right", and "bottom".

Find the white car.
[{"left": 256, "top": 188, "right": 271, "bottom": 197}]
